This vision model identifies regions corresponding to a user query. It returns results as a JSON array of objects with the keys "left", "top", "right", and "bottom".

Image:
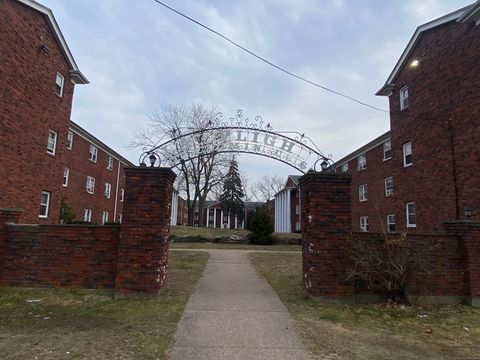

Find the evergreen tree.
[
  {"left": 219, "top": 158, "right": 245, "bottom": 228},
  {"left": 249, "top": 205, "right": 275, "bottom": 245}
]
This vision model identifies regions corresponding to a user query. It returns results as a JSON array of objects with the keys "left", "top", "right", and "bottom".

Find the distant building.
[
  {"left": 201, "top": 201, "right": 263, "bottom": 229},
  {"left": 273, "top": 176, "right": 301, "bottom": 233}
]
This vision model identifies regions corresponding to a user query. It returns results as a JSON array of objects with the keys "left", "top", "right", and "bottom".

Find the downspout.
[
  {"left": 448, "top": 120, "right": 460, "bottom": 219},
  {"left": 114, "top": 159, "right": 121, "bottom": 221}
]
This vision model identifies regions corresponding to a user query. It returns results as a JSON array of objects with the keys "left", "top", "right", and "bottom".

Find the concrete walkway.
[{"left": 169, "top": 249, "right": 313, "bottom": 360}]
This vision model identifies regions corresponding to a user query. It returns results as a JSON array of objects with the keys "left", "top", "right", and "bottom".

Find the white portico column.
[
  {"left": 213, "top": 208, "right": 217, "bottom": 228},
  {"left": 286, "top": 188, "right": 291, "bottom": 233}
]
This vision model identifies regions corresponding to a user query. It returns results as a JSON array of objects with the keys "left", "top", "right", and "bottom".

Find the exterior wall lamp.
[{"left": 320, "top": 160, "right": 329, "bottom": 171}]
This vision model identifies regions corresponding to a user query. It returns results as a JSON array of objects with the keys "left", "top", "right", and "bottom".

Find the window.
[
  {"left": 383, "top": 140, "right": 392, "bottom": 160},
  {"left": 406, "top": 202, "right": 416, "bottom": 228},
  {"left": 86, "top": 176, "right": 95, "bottom": 194},
  {"left": 47, "top": 130, "right": 57, "bottom": 155},
  {"left": 403, "top": 142, "right": 412, "bottom": 167},
  {"left": 385, "top": 176, "right": 393, "bottom": 197},
  {"left": 118, "top": 213, "right": 123, "bottom": 224},
  {"left": 83, "top": 208, "right": 92, "bottom": 222},
  {"left": 360, "top": 216, "right": 369, "bottom": 232},
  {"left": 400, "top": 85, "right": 409, "bottom": 110},
  {"left": 120, "top": 188, "right": 124, "bottom": 202},
  {"left": 63, "top": 167, "right": 70, "bottom": 187},
  {"left": 107, "top": 156, "right": 113, "bottom": 170},
  {"left": 359, "top": 184, "right": 368, "bottom": 202},
  {"left": 341, "top": 163, "right": 349, "bottom": 173},
  {"left": 387, "top": 214, "right": 396, "bottom": 233},
  {"left": 67, "top": 130, "right": 73, "bottom": 149},
  {"left": 39, "top": 191, "right": 50, "bottom": 218},
  {"left": 102, "top": 211, "right": 109, "bottom": 224},
  {"left": 89, "top": 145, "right": 98, "bottom": 163},
  {"left": 357, "top": 153, "right": 366, "bottom": 170},
  {"left": 104, "top": 182, "right": 111, "bottom": 198},
  {"left": 55, "top": 72, "right": 64, "bottom": 97}
]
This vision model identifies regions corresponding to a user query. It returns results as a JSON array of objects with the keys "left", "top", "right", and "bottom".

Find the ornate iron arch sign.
[{"left": 139, "top": 110, "right": 332, "bottom": 173}]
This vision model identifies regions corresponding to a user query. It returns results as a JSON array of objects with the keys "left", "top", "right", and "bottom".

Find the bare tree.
[
  {"left": 131, "top": 103, "right": 230, "bottom": 226},
  {"left": 250, "top": 175, "right": 285, "bottom": 202}
]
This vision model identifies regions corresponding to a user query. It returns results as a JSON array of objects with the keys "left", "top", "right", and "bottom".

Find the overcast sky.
[{"left": 41, "top": 0, "right": 472, "bottom": 184}]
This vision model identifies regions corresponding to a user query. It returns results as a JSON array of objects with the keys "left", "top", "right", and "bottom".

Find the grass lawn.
[
  {"left": 0, "top": 250, "right": 209, "bottom": 360},
  {"left": 249, "top": 252, "right": 480, "bottom": 360}
]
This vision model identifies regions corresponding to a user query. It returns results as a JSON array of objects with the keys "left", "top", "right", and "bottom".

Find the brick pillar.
[
  {"left": 299, "top": 171, "right": 353, "bottom": 302},
  {"left": 116, "top": 167, "right": 176, "bottom": 295},
  {"left": 445, "top": 221, "right": 480, "bottom": 307},
  {"left": 0, "top": 209, "right": 22, "bottom": 282}
]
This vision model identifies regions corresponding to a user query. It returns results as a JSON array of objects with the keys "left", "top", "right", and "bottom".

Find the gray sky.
[{"left": 41, "top": 0, "right": 472, "bottom": 183}]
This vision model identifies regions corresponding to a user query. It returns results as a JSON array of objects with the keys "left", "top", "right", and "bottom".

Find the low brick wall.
[
  {"left": 351, "top": 232, "right": 465, "bottom": 302},
  {"left": 0, "top": 224, "right": 120, "bottom": 288}
]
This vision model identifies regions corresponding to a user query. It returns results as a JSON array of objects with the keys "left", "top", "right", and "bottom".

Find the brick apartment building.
[
  {"left": 0, "top": 0, "right": 134, "bottom": 224},
  {"left": 332, "top": 3, "right": 480, "bottom": 234}
]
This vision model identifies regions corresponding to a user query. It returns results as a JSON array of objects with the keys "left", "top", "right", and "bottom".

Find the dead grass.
[
  {"left": 0, "top": 251, "right": 209, "bottom": 360},
  {"left": 249, "top": 252, "right": 480, "bottom": 360},
  {"left": 170, "top": 242, "right": 301, "bottom": 252},
  {"left": 170, "top": 225, "right": 301, "bottom": 240}
]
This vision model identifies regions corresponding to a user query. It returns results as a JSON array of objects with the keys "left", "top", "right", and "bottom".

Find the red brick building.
[
  {"left": 333, "top": 3, "right": 480, "bottom": 234},
  {"left": 0, "top": 0, "right": 135, "bottom": 224}
]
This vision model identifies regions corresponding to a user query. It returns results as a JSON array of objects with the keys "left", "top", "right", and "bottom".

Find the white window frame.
[
  {"left": 55, "top": 72, "right": 65, "bottom": 97},
  {"left": 86, "top": 176, "right": 95, "bottom": 194},
  {"left": 400, "top": 85, "right": 409, "bottom": 110},
  {"left": 357, "top": 153, "right": 366, "bottom": 171},
  {"left": 359, "top": 184, "right": 368, "bottom": 202},
  {"left": 385, "top": 176, "right": 393, "bottom": 197},
  {"left": 360, "top": 216, "right": 369, "bottom": 232},
  {"left": 39, "top": 191, "right": 51, "bottom": 218},
  {"left": 47, "top": 130, "right": 57, "bottom": 155},
  {"left": 341, "top": 163, "right": 349, "bottom": 173},
  {"left": 387, "top": 214, "right": 396, "bottom": 233},
  {"left": 118, "top": 213, "right": 123, "bottom": 224},
  {"left": 383, "top": 140, "right": 392, "bottom": 160},
  {"left": 403, "top": 142, "right": 412, "bottom": 167},
  {"left": 83, "top": 208, "right": 92, "bottom": 222},
  {"left": 120, "top": 188, "right": 124, "bottom": 202},
  {"left": 67, "top": 130, "right": 73, "bottom": 150},
  {"left": 63, "top": 167, "right": 70, "bottom": 187},
  {"left": 89, "top": 144, "right": 98, "bottom": 163},
  {"left": 104, "top": 182, "right": 111, "bottom": 198},
  {"left": 107, "top": 156, "right": 113, "bottom": 170},
  {"left": 406, "top": 202, "right": 416, "bottom": 228},
  {"left": 102, "top": 211, "right": 109, "bottom": 225}
]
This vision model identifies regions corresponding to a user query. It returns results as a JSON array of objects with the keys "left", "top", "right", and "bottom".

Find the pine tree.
[{"left": 219, "top": 158, "right": 245, "bottom": 228}]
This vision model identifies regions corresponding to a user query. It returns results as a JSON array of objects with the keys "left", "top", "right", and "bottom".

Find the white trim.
[
  {"left": 63, "top": 167, "right": 70, "bottom": 187},
  {"left": 69, "top": 127, "right": 132, "bottom": 167},
  {"left": 102, "top": 211, "right": 109, "bottom": 225},
  {"left": 383, "top": 140, "right": 392, "bottom": 161},
  {"left": 104, "top": 182, "right": 111, "bottom": 198},
  {"left": 47, "top": 130, "right": 57, "bottom": 155},
  {"left": 83, "top": 208, "right": 92, "bottom": 222},
  {"left": 357, "top": 153, "right": 367, "bottom": 171},
  {"left": 360, "top": 216, "right": 369, "bottom": 232},
  {"left": 39, "top": 191, "right": 51, "bottom": 218},
  {"left": 403, "top": 141, "right": 413, "bottom": 167},
  {"left": 15, "top": 0, "right": 88, "bottom": 84},
  {"left": 66, "top": 130, "right": 73, "bottom": 150},
  {"left": 55, "top": 72, "right": 64, "bottom": 97},
  {"left": 114, "top": 159, "right": 121, "bottom": 220},
  {"left": 107, "top": 155, "right": 113, "bottom": 170},
  {"left": 86, "top": 176, "right": 95, "bottom": 194},
  {"left": 387, "top": 214, "right": 396, "bottom": 233},
  {"left": 334, "top": 133, "right": 391, "bottom": 170},
  {"left": 400, "top": 85, "right": 409, "bottom": 110},
  {"left": 359, "top": 184, "right": 368, "bottom": 202},
  {"left": 376, "top": 6, "right": 470, "bottom": 96},
  {"left": 89, "top": 144, "right": 98, "bottom": 163},
  {"left": 406, "top": 202, "right": 417, "bottom": 228},
  {"left": 384, "top": 176, "right": 393, "bottom": 197}
]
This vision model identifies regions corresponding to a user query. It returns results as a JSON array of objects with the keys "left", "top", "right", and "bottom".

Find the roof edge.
[
  {"left": 15, "top": 0, "right": 89, "bottom": 84},
  {"left": 375, "top": 4, "right": 473, "bottom": 96}
]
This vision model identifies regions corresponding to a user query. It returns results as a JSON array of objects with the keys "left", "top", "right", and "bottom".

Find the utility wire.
[{"left": 151, "top": 0, "right": 389, "bottom": 113}]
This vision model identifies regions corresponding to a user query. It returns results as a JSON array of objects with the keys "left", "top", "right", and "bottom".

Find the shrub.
[
  {"left": 59, "top": 198, "right": 75, "bottom": 224},
  {"left": 347, "top": 233, "right": 424, "bottom": 304},
  {"left": 249, "top": 205, "right": 275, "bottom": 245}
]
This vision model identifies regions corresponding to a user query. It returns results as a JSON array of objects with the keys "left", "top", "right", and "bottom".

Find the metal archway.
[{"left": 139, "top": 110, "right": 332, "bottom": 173}]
